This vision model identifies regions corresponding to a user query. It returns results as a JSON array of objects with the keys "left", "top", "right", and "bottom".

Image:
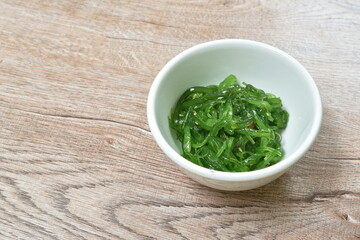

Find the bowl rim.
[{"left": 147, "top": 39, "right": 322, "bottom": 182}]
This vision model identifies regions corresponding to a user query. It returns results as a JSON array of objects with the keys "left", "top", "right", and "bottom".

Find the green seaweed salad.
[{"left": 169, "top": 75, "right": 289, "bottom": 172}]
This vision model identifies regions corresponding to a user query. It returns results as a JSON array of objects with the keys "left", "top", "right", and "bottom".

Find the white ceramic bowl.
[{"left": 147, "top": 39, "right": 322, "bottom": 191}]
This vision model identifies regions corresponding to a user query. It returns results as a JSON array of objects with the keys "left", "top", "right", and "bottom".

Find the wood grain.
[{"left": 0, "top": 0, "right": 360, "bottom": 239}]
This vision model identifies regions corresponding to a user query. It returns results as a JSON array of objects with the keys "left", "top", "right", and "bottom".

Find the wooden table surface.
[{"left": 1, "top": 0, "right": 360, "bottom": 239}]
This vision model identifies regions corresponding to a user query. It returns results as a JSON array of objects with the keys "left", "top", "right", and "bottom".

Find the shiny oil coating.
[{"left": 0, "top": 0, "right": 359, "bottom": 239}]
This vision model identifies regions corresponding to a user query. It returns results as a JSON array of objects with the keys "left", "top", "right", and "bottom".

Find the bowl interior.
[{"left": 153, "top": 40, "right": 320, "bottom": 164}]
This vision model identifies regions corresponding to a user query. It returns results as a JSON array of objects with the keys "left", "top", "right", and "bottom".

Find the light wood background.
[{"left": 1, "top": 0, "right": 360, "bottom": 239}]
